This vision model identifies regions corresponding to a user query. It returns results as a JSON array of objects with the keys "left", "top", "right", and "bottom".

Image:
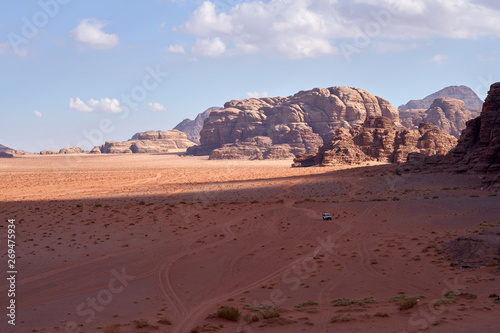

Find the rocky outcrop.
[
  {"left": 441, "top": 83, "right": 500, "bottom": 174},
  {"left": 188, "top": 86, "right": 400, "bottom": 159},
  {"left": 400, "top": 83, "right": 500, "bottom": 187},
  {"left": 40, "top": 150, "right": 58, "bottom": 155},
  {"left": 400, "top": 98, "right": 481, "bottom": 138},
  {"left": 174, "top": 107, "right": 221, "bottom": 144},
  {"left": 399, "top": 85, "right": 483, "bottom": 111},
  {"left": 443, "top": 229, "right": 500, "bottom": 268},
  {"left": 293, "top": 117, "right": 457, "bottom": 167},
  {"left": 59, "top": 147, "right": 83, "bottom": 154},
  {"left": 0, "top": 144, "right": 14, "bottom": 158},
  {"left": 89, "top": 146, "right": 102, "bottom": 154},
  {"left": 100, "top": 130, "right": 196, "bottom": 154}
]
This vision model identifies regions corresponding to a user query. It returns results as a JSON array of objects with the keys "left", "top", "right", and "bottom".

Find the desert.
[{"left": 1, "top": 152, "right": 499, "bottom": 333}]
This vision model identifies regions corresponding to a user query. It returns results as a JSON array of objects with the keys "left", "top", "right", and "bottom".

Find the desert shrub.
[
  {"left": 399, "top": 298, "right": 418, "bottom": 311},
  {"left": 295, "top": 300, "right": 318, "bottom": 309},
  {"left": 217, "top": 305, "right": 241, "bottom": 322},
  {"left": 133, "top": 319, "right": 149, "bottom": 328},
  {"left": 374, "top": 312, "right": 389, "bottom": 317},
  {"left": 157, "top": 317, "right": 172, "bottom": 325}
]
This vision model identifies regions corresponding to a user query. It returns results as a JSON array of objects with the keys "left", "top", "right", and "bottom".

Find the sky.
[{"left": 0, "top": 0, "right": 499, "bottom": 152}]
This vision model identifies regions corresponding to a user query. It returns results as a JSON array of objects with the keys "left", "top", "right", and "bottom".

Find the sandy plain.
[{"left": 0, "top": 153, "right": 499, "bottom": 333}]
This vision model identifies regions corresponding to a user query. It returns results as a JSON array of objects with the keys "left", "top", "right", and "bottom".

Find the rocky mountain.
[
  {"left": 293, "top": 116, "right": 457, "bottom": 167},
  {"left": 399, "top": 85, "right": 483, "bottom": 111},
  {"left": 401, "top": 82, "right": 500, "bottom": 187},
  {"left": 400, "top": 98, "right": 481, "bottom": 138},
  {"left": 97, "top": 130, "right": 196, "bottom": 154},
  {"left": 0, "top": 144, "right": 14, "bottom": 158},
  {"left": 188, "top": 86, "right": 400, "bottom": 159},
  {"left": 174, "top": 107, "right": 221, "bottom": 144}
]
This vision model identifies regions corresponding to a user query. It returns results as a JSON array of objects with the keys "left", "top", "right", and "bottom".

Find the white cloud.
[
  {"left": 191, "top": 37, "right": 226, "bottom": 57},
  {"left": 158, "top": 22, "right": 166, "bottom": 31},
  {"left": 69, "top": 97, "right": 123, "bottom": 113},
  {"left": 148, "top": 102, "right": 167, "bottom": 112},
  {"left": 166, "top": 44, "right": 186, "bottom": 54},
  {"left": 429, "top": 54, "right": 448, "bottom": 64},
  {"left": 70, "top": 19, "right": 120, "bottom": 49},
  {"left": 176, "top": 0, "right": 500, "bottom": 59},
  {"left": 245, "top": 91, "right": 268, "bottom": 99},
  {"left": 33, "top": 110, "right": 43, "bottom": 118}
]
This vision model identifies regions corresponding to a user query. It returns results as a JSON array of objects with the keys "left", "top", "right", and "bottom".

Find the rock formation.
[
  {"left": 40, "top": 150, "right": 58, "bottom": 155},
  {"left": 400, "top": 98, "right": 481, "bottom": 138},
  {"left": 174, "top": 107, "right": 221, "bottom": 144},
  {"left": 293, "top": 116, "right": 457, "bottom": 167},
  {"left": 400, "top": 83, "right": 500, "bottom": 187},
  {"left": 99, "top": 130, "right": 196, "bottom": 154},
  {"left": 399, "top": 85, "right": 483, "bottom": 111},
  {"left": 0, "top": 144, "right": 14, "bottom": 158},
  {"left": 188, "top": 86, "right": 400, "bottom": 159},
  {"left": 59, "top": 147, "right": 83, "bottom": 154},
  {"left": 209, "top": 137, "right": 296, "bottom": 160}
]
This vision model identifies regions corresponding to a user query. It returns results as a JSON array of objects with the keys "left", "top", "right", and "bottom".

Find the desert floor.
[{"left": 0, "top": 154, "right": 499, "bottom": 333}]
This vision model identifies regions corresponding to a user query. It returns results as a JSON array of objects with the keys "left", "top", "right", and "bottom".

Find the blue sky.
[{"left": 1, "top": 0, "right": 499, "bottom": 152}]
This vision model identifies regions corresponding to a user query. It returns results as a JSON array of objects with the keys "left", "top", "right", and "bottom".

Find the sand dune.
[{"left": 1, "top": 154, "right": 499, "bottom": 333}]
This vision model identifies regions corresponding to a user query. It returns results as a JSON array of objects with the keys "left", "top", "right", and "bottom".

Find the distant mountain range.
[{"left": 398, "top": 85, "right": 483, "bottom": 111}]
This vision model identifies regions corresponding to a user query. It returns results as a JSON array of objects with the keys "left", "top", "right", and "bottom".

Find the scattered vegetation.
[
  {"left": 388, "top": 294, "right": 425, "bottom": 311},
  {"left": 157, "top": 317, "right": 172, "bottom": 325},
  {"left": 217, "top": 305, "right": 241, "bottom": 322},
  {"left": 295, "top": 300, "right": 318, "bottom": 309},
  {"left": 374, "top": 312, "right": 389, "bottom": 318}
]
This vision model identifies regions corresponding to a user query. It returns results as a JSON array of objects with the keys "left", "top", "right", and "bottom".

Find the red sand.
[{"left": 0, "top": 154, "right": 499, "bottom": 333}]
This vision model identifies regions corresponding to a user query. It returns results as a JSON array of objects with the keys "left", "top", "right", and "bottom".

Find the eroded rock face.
[
  {"left": 100, "top": 130, "right": 196, "bottom": 154},
  {"left": 209, "top": 136, "right": 296, "bottom": 160},
  {"left": 399, "top": 83, "right": 500, "bottom": 188},
  {"left": 293, "top": 117, "right": 457, "bottom": 167},
  {"left": 40, "top": 150, "right": 58, "bottom": 155},
  {"left": 399, "top": 85, "right": 483, "bottom": 111},
  {"left": 59, "top": 147, "right": 83, "bottom": 154},
  {"left": 188, "top": 86, "right": 400, "bottom": 159},
  {"left": 174, "top": 107, "right": 221, "bottom": 144},
  {"left": 400, "top": 98, "right": 481, "bottom": 138},
  {"left": 441, "top": 83, "right": 500, "bottom": 174}
]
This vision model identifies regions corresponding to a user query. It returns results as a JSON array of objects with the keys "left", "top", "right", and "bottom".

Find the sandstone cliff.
[
  {"left": 59, "top": 147, "right": 83, "bottom": 154},
  {"left": 293, "top": 117, "right": 457, "bottom": 167},
  {"left": 174, "top": 107, "right": 221, "bottom": 144},
  {"left": 399, "top": 85, "right": 483, "bottom": 111},
  {"left": 400, "top": 83, "right": 500, "bottom": 187},
  {"left": 400, "top": 98, "right": 481, "bottom": 138},
  {"left": 99, "top": 130, "right": 196, "bottom": 154},
  {"left": 188, "top": 86, "right": 400, "bottom": 159}
]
